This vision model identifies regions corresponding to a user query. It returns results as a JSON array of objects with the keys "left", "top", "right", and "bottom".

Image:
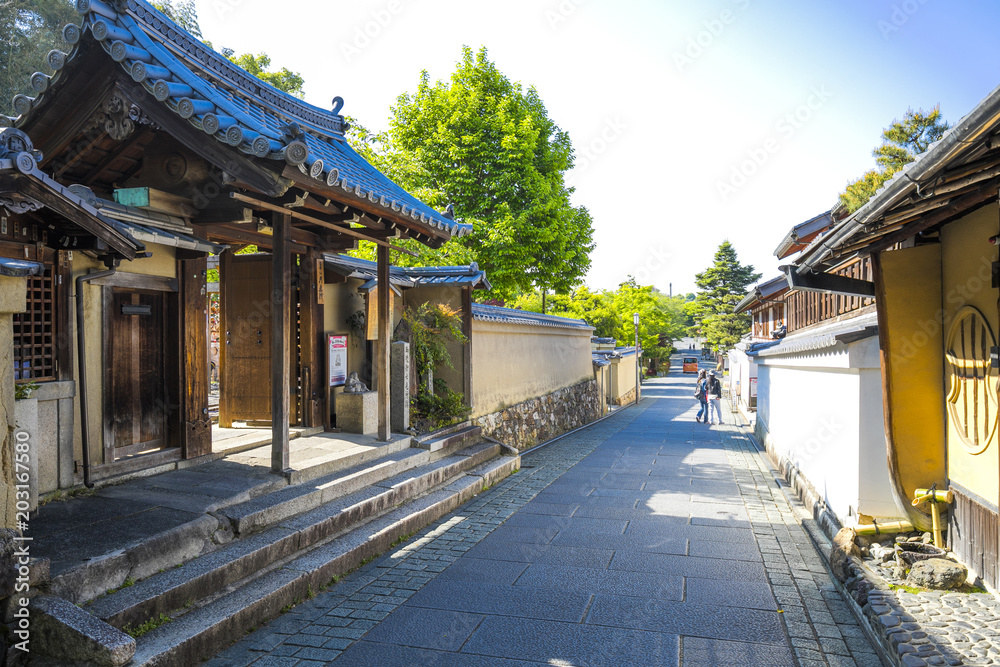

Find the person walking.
[
  {"left": 707, "top": 370, "right": 723, "bottom": 425},
  {"left": 694, "top": 369, "right": 709, "bottom": 423}
]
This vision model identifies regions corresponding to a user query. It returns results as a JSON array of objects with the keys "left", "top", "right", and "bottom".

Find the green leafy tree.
[
  {"left": 221, "top": 50, "right": 305, "bottom": 99},
  {"left": 0, "top": 0, "right": 77, "bottom": 117},
  {"left": 153, "top": 1, "right": 305, "bottom": 97},
  {"left": 151, "top": 0, "right": 201, "bottom": 38},
  {"left": 349, "top": 46, "right": 594, "bottom": 300},
  {"left": 840, "top": 107, "right": 950, "bottom": 213},
  {"left": 690, "top": 241, "right": 760, "bottom": 354}
]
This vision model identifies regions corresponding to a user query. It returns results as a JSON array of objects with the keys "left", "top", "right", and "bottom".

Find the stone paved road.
[{"left": 208, "top": 369, "right": 884, "bottom": 666}]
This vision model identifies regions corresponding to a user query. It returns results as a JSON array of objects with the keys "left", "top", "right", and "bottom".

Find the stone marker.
[{"left": 391, "top": 341, "right": 409, "bottom": 432}]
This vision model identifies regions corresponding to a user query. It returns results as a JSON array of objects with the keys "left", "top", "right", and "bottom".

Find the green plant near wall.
[
  {"left": 401, "top": 303, "right": 467, "bottom": 378},
  {"left": 15, "top": 381, "right": 38, "bottom": 400},
  {"left": 400, "top": 303, "right": 470, "bottom": 429}
]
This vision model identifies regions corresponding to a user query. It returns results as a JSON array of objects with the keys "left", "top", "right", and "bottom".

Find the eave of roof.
[
  {"left": 773, "top": 210, "right": 833, "bottom": 259},
  {"left": 748, "top": 311, "right": 878, "bottom": 358},
  {"left": 0, "top": 129, "right": 143, "bottom": 259},
  {"left": 5, "top": 0, "right": 471, "bottom": 244},
  {"left": 734, "top": 274, "right": 789, "bottom": 313},
  {"left": 471, "top": 304, "right": 593, "bottom": 331},
  {"left": 323, "top": 253, "right": 491, "bottom": 292}
]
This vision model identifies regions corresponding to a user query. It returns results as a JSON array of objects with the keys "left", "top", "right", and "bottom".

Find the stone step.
[
  {"left": 127, "top": 455, "right": 520, "bottom": 667},
  {"left": 221, "top": 441, "right": 499, "bottom": 536},
  {"left": 85, "top": 441, "right": 503, "bottom": 633},
  {"left": 416, "top": 424, "right": 482, "bottom": 453},
  {"left": 286, "top": 434, "right": 414, "bottom": 486}
]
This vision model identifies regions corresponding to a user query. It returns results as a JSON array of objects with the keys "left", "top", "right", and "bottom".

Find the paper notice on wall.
[{"left": 328, "top": 334, "right": 348, "bottom": 387}]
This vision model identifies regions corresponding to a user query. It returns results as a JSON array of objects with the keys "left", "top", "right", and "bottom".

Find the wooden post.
[
  {"left": 377, "top": 245, "right": 391, "bottom": 440},
  {"left": 179, "top": 256, "right": 211, "bottom": 458},
  {"left": 218, "top": 249, "right": 232, "bottom": 428},
  {"left": 271, "top": 211, "right": 291, "bottom": 472}
]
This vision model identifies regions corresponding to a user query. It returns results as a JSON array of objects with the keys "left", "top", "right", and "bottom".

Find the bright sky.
[{"left": 197, "top": 0, "right": 1000, "bottom": 295}]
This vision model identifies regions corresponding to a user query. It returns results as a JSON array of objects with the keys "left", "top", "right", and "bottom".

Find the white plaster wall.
[
  {"left": 762, "top": 364, "right": 861, "bottom": 521},
  {"left": 756, "top": 339, "right": 896, "bottom": 522}
]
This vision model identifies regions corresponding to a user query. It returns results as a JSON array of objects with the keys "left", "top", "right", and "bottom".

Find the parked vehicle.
[{"left": 683, "top": 356, "right": 699, "bottom": 373}]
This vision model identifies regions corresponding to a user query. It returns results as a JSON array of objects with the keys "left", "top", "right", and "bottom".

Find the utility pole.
[{"left": 633, "top": 312, "right": 640, "bottom": 405}]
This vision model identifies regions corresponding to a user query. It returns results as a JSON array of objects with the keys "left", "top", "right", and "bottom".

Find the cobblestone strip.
[
  {"left": 206, "top": 402, "right": 654, "bottom": 666},
  {"left": 717, "top": 424, "right": 885, "bottom": 667},
  {"left": 864, "top": 584, "right": 1000, "bottom": 666}
]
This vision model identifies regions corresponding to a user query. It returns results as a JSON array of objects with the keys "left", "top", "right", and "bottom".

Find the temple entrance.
[{"left": 105, "top": 288, "right": 168, "bottom": 459}]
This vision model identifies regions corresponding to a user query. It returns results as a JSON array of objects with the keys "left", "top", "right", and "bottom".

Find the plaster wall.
[
  {"left": 755, "top": 340, "right": 896, "bottom": 521},
  {"left": 940, "top": 207, "right": 1000, "bottom": 506},
  {"left": 471, "top": 320, "right": 593, "bottom": 418},
  {"left": 322, "top": 277, "right": 369, "bottom": 386},
  {"left": 609, "top": 354, "right": 638, "bottom": 405},
  {"left": 879, "top": 244, "right": 947, "bottom": 504}
]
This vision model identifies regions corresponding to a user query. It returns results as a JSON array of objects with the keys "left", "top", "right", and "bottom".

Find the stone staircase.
[{"left": 32, "top": 425, "right": 518, "bottom": 666}]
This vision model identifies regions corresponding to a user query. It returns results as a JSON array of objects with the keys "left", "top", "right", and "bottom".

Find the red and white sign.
[{"left": 328, "top": 334, "right": 348, "bottom": 387}]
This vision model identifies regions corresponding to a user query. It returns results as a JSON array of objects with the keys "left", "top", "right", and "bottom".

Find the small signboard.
[
  {"left": 315, "top": 258, "right": 325, "bottom": 305},
  {"left": 749, "top": 377, "right": 758, "bottom": 398},
  {"left": 328, "top": 334, "right": 348, "bottom": 387}
]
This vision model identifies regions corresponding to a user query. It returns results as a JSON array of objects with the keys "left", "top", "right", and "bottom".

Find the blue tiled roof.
[
  {"left": 7, "top": 0, "right": 471, "bottom": 242},
  {"left": 471, "top": 304, "right": 593, "bottom": 330},
  {"left": 0, "top": 258, "right": 44, "bottom": 277},
  {"left": 323, "top": 254, "right": 491, "bottom": 292}
]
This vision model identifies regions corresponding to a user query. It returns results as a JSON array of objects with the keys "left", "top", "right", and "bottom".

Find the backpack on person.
[{"left": 693, "top": 379, "right": 706, "bottom": 399}]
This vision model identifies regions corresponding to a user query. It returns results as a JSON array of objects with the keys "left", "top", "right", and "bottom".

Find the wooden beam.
[
  {"left": 195, "top": 223, "right": 309, "bottom": 254},
  {"left": 272, "top": 210, "right": 291, "bottom": 472},
  {"left": 866, "top": 183, "right": 999, "bottom": 256},
  {"left": 281, "top": 164, "right": 449, "bottom": 246},
  {"left": 783, "top": 267, "right": 875, "bottom": 299},
  {"left": 377, "top": 244, "right": 391, "bottom": 441},
  {"left": 229, "top": 192, "right": 416, "bottom": 256}
]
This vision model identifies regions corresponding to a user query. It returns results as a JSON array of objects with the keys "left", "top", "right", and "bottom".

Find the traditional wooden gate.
[
  {"left": 105, "top": 289, "right": 168, "bottom": 459},
  {"left": 219, "top": 253, "right": 297, "bottom": 426}
]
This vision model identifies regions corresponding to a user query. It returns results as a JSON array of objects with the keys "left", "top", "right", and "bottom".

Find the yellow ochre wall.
[
  {"left": 879, "top": 244, "right": 947, "bottom": 509},
  {"left": 941, "top": 207, "right": 1000, "bottom": 507},
  {"left": 470, "top": 319, "right": 594, "bottom": 418}
]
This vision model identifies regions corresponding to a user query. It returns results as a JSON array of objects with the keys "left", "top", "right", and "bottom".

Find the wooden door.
[
  {"left": 107, "top": 289, "right": 167, "bottom": 458},
  {"left": 219, "top": 253, "right": 300, "bottom": 425},
  {"left": 221, "top": 255, "right": 273, "bottom": 423}
]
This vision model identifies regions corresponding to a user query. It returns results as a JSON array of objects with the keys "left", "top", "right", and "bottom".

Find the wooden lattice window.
[{"left": 13, "top": 263, "right": 56, "bottom": 382}]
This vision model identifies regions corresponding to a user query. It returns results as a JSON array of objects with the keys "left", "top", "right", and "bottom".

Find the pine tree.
[
  {"left": 690, "top": 241, "right": 760, "bottom": 353},
  {"left": 840, "top": 107, "right": 950, "bottom": 213}
]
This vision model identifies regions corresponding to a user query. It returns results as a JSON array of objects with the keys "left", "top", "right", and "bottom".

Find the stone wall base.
[
  {"left": 474, "top": 380, "right": 602, "bottom": 450},
  {"left": 614, "top": 386, "right": 637, "bottom": 406}
]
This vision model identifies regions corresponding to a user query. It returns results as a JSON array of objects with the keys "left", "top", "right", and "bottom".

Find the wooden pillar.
[
  {"left": 299, "top": 249, "right": 323, "bottom": 427},
  {"left": 179, "top": 255, "right": 211, "bottom": 458},
  {"left": 271, "top": 212, "right": 291, "bottom": 471},
  {"left": 218, "top": 249, "right": 232, "bottom": 428},
  {"left": 377, "top": 245, "right": 391, "bottom": 441}
]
